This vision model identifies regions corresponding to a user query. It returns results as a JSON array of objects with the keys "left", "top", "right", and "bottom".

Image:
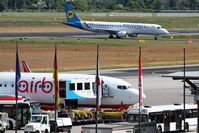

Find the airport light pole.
[
  {"left": 197, "top": 96, "right": 199, "bottom": 133},
  {"left": 183, "top": 48, "right": 186, "bottom": 133},
  {"left": 95, "top": 45, "right": 100, "bottom": 133}
]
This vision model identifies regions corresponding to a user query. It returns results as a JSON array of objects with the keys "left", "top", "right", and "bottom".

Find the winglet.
[{"left": 22, "top": 61, "right": 31, "bottom": 73}]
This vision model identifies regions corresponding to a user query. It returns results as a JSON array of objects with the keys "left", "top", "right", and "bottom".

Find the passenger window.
[
  {"left": 123, "top": 86, "right": 127, "bottom": 90},
  {"left": 77, "top": 83, "right": 82, "bottom": 90},
  {"left": 12, "top": 84, "right": 14, "bottom": 87},
  {"left": 0, "top": 84, "right": 2, "bottom": 87},
  {"left": 85, "top": 83, "right": 90, "bottom": 90},
  {"left": 117, "top": 86, "right": 122, "bottom": 90},
  {"left": 4, "top": 84, "right": 7, "bottom": 87},
  {"left": 70, "top": 83, "right": 75, "bottom": 91}
]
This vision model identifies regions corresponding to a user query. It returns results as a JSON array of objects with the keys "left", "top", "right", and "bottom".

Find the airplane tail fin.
[
  {"left": 64, "top": 2, "right": 81, "bottom": 23},
  {"left": 22, "top": 61, "right": 31, "bottom": 73}
]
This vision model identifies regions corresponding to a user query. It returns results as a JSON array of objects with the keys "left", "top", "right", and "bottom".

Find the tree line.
[{"left": 0, "top": 0, "right": 199, "bottom": 12}]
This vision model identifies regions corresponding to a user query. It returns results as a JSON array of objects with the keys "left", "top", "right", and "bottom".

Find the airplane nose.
[
  {"left": 129, "top": 88, "right": 146, "bottom": 99},
  {"left": 142, "top": 93, "right": 146, "bottom": 99},
  {"left": 162, "top": 28, "right": 169, "bottom": 34}
]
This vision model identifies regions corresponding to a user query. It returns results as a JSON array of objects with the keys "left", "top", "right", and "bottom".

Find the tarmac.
[{"left": 5, "top": 66, "right": 198, "bottom": 132}]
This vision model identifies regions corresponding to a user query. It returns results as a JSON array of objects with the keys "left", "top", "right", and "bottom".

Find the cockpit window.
[
  {"left": 157, "top": 27, "right": 160, "bottom": 29},
  {"left": 117, "top": 85, "right": 127, "bottom": 90}
]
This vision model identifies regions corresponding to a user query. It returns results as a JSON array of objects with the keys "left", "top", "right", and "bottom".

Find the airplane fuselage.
[
  {"left": 74, "top": 21, "right": 169, "bottom": 36},
  {"left": 0, "top": 72, "right": 144, "bottom": 109}
]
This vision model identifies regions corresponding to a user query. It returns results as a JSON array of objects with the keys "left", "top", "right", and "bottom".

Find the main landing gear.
[
  {"left": 154, "top": 36, "right": 158, "bottom": 40},
  {"left": 109, "top": 35, "right": 114, "bottom": 39}
]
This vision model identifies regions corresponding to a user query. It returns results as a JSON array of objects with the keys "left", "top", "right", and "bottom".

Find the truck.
[
  {"left": 24, "top": 114, "right": 50, "bottom": 133},
  {"left": 24, "top": 114, "right": 72, "bottom": 133},
  {"left": 49, "top": 118, "right": 72, "bottom": 133}
]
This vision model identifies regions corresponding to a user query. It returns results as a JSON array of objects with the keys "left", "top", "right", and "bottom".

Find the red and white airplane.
[{"left": 0, "top": 62, "right": 145, "bottom": 109}]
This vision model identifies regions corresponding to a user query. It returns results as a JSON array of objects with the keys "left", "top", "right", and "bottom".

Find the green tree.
[
  {"left": 169, "top": 0, "right": 177, "bottom": 9},
  {"left": 154, "top": 0, "right": 161, "bottom": 10},
  {"left": 0, "top": 2, "right": 5, "bottom": 12},
  {"left": 188, "top": 0, "right": 199, "bottom": 9}
]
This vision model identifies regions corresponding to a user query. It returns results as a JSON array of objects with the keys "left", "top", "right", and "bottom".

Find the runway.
[{"left": 0, "top": 29, "right": 199, "bottom": 38}]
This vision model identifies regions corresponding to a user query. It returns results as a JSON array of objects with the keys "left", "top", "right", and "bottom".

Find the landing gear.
[
  {"left": 154, "top": 36, "right": 158, "bottom": 40},
  {"left": 109, "top": 35, "right": 114, "bottom": 39},
  {"left": 116, "top": 35, "right": 121, "bottom": 39}
]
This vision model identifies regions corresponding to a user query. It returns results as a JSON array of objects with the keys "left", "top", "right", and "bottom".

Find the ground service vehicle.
[
  {"left": 0, "top": 95, "right": 40, "bottom": 129},
  {"left": 0, "top": 112, "right": 8, "bottom": 133},
  {"left": 24, "top": 114, "right": 72, "bottom": 133},
  {"left": 0, "top": 121, "right": 5, "bottom": 133},
  {"left": 49, "top": 118, "right": 72, "bottom": 133},
  {"left": 24, "top": 114, "right": 50, "bottom": 133},
  {"left": 127, "top": 104, "right": 197, "bottom": 132}
]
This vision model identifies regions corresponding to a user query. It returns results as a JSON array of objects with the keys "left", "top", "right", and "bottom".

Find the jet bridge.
[
  {"left": 163, "top": 71, "right": 199, "bottom": 96},
  {"left": 163, "top": 71, "right": 199, "bottom": 133}
]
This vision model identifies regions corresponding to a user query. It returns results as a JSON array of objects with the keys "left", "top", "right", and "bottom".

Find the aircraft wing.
[
  {"left": 162, "top": 71, "right": 199, "bottom": 80},
  {"left": 82, "top": 22, "right": 121, "bottom": 34}
]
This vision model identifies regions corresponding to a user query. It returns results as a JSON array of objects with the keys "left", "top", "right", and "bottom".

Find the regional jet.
[{"left": 64, "top": 2, "right": 169, "bottom": 40}]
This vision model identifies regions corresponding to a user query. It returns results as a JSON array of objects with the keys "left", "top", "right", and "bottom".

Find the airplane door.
[
  {"left": 163, "top": 111, "right": 170, "bottom": 132},
  {"left": 101, "top": 80, "right": 110, "bottom": 97},
  {"left": 59, "top": 81, "right": 66, "bottom": 98},
  {"left": 175, "top": 110, "right": 182, "bottom": 131}
]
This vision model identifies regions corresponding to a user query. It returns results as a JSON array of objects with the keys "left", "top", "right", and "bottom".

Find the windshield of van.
[{"left": 31, "top": 116, "right": 42, "bottom": 123}]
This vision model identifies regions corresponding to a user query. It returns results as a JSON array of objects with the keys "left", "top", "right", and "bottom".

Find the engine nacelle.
[
  {"left": 128, "top": 34, "right": 138, "bottom": 37},
  {"left": 116, "top": 31, "right": 127, "bottom": 38}
]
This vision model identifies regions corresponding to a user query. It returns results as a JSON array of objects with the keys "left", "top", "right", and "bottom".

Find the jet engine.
[
  {"left": 128, "top": 34, "right": 138, "bottom": 37},
  {"left": 116, "top": 31, "right": 127, "bottom": 38}
]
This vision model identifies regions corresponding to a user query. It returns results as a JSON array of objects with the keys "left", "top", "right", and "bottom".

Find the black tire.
[
  {"left": 44, "top": 129, "right": 49, "bottom": 133},
  {"left": 109, "top": 35, "right": 113, "bottom": 39},
  {"left": 8, "top": 121, "right": 13, "bottom": 130},
  {"left": 157, "top": 125, "right": 162, "bottom": 133},
  {"left": 185, "top": 122, "right": 189, "bottom": 132},
  {"left": 68, "top": 130, "right": 71, "bottom": 133},
  {"left": 35, "top": 131, "right": 39, "bottom": 133}
]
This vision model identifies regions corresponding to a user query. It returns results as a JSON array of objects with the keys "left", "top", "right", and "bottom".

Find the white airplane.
[
  {"left": 0, "top": 72, "right": 145, "bottom": 109},
  {"left": 64, "top": 2, "right": 169, "bottom": 40}
]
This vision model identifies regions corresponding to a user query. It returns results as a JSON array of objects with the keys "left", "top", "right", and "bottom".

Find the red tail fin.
[{"left": 22, "top": 61, "right": 31, "bottom": 72}]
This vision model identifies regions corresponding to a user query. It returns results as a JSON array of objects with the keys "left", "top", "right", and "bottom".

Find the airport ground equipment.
[
  {"left": 0, "top": 95, "right": 40, "bottom": 129},
  {"left": 82, "top": 122, "right": 156, "bottom": 133},
  {"left": 101, "top": 109, "right": 127, "bottom": 123},
  {"left": 49, "top": 117, "right": 72, "bottom": 133},
  {"left": 24, "top": 114, "right": 50, "bottom": 133},
  {"left": 0, "top": 121, "right": 5, "bottom": 133},
  {"left": 24, "top": 114, "right": 72, "bottom": 133},
  {"left": 127, "top": 104, "right": 197, "bottom": 132},
  {"left": 0, "top": 112, "right": 8, "bottom": 133}
]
